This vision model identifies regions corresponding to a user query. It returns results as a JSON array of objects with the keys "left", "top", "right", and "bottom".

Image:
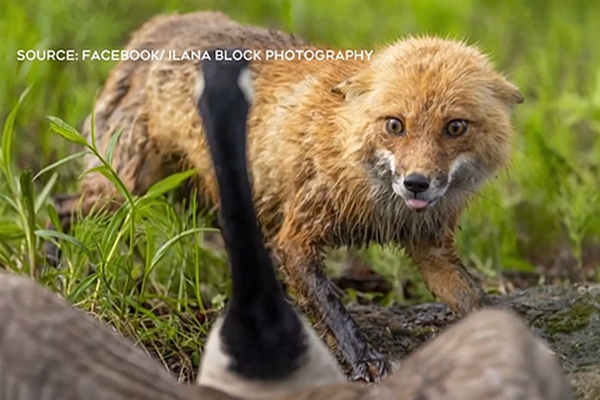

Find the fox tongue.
[{"left": 407, "top": 199, "right": 429, "bottom": 209}]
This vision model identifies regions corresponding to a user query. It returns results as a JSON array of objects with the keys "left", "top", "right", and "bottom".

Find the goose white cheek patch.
[
  {"left": 194, "top": 74, "right": 206, "bottom": 105},
  {"left": 237, "top": 68, "right": 255, "bottom": 103}
]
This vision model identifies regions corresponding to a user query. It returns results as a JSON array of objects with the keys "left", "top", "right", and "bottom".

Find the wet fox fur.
[{"left": 47, "top": 11, "right": 523, "bottom": 381}]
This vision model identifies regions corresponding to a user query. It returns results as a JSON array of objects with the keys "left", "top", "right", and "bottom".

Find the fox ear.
[
  {"left": 491, "top": 77, "right": 524, "bottom": 108},
  {"left": 331, "top": 75, "right": 370, "bottom": 100}
]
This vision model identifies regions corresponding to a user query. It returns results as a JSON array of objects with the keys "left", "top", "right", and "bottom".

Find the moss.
[
  {"left": 406, "top": 325, "right": 440, "bottom": 339},
  {"left": 568, "top": 366, "right": 600, "bottom": 400},
  {"left": 544, "top": 301, "right": 597, "bottom": 335}
]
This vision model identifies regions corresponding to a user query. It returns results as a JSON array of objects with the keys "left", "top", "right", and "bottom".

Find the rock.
[{"left": 349, "top": 284, "right": 600, "bottom": 400}]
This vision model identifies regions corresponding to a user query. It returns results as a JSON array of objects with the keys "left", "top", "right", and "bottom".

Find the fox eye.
[
  {"left": 385, "top": 118, "right": 405, "bottom": 135},
  {"left": 445, "top": 120, "right": 468, "bottom": 137}
]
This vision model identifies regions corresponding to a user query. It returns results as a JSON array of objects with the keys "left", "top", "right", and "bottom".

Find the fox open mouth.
[
  {"left": 405, "top": 198, "right": 431, "bottom": 210},
  {"left": 390, "top": 177, "right": 444, "bottom": 211},
  {"left": 393, "top": 189, "right": 444, "bottom": 211}
]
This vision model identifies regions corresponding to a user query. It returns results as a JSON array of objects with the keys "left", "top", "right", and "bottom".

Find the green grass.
[{"left": 2, "top": 0, "right": 600, "bottom": 380}]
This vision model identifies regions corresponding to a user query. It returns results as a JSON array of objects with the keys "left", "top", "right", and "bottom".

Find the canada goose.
[
  {"left": 194, "top": 50, "right": 345, "bottom": 398},
  {"left": 0, "top": 272, "right": 202, "bottom": 400},
  {"left": 0, "top": 272, "right": 572, "bottom": 400}
]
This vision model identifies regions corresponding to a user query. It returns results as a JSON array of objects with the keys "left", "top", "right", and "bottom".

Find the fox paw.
[{"left": 349, "top": 347, "right": 393, "bottom": 383}]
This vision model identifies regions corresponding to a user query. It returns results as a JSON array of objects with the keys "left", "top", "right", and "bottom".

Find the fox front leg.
[
  {"left": 407, "top": 232, "right": 491, "bottom": 315},
  {"left": 274, "top": 236, "right": 392, "bottom": 383}
]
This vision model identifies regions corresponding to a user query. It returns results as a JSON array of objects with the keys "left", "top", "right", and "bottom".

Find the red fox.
[{"left": 46, "top": 11, "right": 523, "bottom": 381}]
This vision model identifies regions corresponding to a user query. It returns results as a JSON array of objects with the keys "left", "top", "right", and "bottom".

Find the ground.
[{"left": 350, "top": 284, "right": 600, "bottom": 399}]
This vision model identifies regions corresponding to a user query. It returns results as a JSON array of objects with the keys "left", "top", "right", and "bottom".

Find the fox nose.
[{"left": 403, "top": 173, "right": 430, "bottom": 194}]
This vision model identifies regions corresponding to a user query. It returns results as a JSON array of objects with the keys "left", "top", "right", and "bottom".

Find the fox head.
[{"left": 333, "top": 37, "right": 523, "bottom": 212}]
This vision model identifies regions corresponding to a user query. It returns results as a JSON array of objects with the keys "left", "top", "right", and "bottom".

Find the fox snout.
[
  {"left": 401, "top": 173, "right": 438, "bottom": 211},
  {"left": 392, "top": 171, "right": 449, "bottom": 211},
  {"left": 403, "top": 173, "right": 430, "bottom": 194},
  {"left": 370, "top": 149, "right": 484, "bottom": 212}
]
